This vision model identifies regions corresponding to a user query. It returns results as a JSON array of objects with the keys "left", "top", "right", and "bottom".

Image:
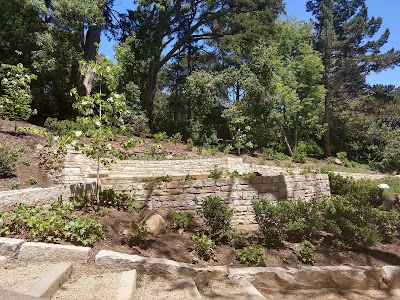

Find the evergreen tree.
[{"left": 306, "top": 0, "right": 400, "bottom": 157}]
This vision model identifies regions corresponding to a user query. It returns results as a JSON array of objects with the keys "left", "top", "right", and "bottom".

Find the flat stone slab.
[
  {"left": 0, "top": 288, "right": 43, "bottom": 300},
  {"left": 116, "top": 269, "right": 137, "bottom": 300},
  {"left": 238, "top": 278, "right": 266, "bottom": 300},
  {"left": 95, "top": 250, "right": 201, "bottom": 275},
  {"left": 0, "top": 237, "right": 25, "bottom": 258},
  {"left": 25, "top": 262, "right": 73, "bottom": 299},
  {"left": 0, "top": 256, "right": 7, "bottom": 268},
  {"left": 230, "top": 266, "right": 385, "bottom": 290},
  {"left": 18, "top": 242, "right": 90, "bottom": 263},
  {"left": 383, "top": 266, "right": 400, "bottom": 289},
  {"left": 179, "top": 277, "right": 202, "bottom": 300}
]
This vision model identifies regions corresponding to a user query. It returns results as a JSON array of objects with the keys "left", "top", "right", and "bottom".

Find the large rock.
[
  {"left": 0, "top": 237, "right": 25, "bottom": 258},
  {"left": 383, "top": 266, "right": 400, "bottom": 289},
  {"left": 18, "top": 242, "right": 90, "bottom": 263},
  {"left": 143, "top": 213, "right": 166, "bottom": 235},
  {"left": 229, "top": 266, "right": 385, "bottom": 290}
]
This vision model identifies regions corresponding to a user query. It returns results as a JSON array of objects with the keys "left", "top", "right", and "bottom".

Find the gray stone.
[
  {"left": 230, "top": 266, "right": 384, "bottom": 290},
  {"left": 95, "top": 250, "right": 200, "bottom": 275},
  {"left": 116, "top": 269, "right": 137, "bottom": 300},
  {"left": 0, "top": 237, "right": 25, "bottom": 258},
  {"left": 238, "top": 279, "right": 266, "bottom": 300},
  {"left": 0, "top": 288, "right": 43, "bottom": 300},
  {"left": 25, "top": 262, "right": 73, "bottom": 299},
  {"left": 378, "top": 183, "right": 390, "bottom": 189},
  {"left": 0, "top": 256, "right": 7, "bottom": 268},
  {"left": 143, "top": 212, "right": 166, "bottom": 235},
  {"left": 383, "top": 266, "right": 400, "bottom": 289},
  {"left": 179, "top": 277, "right": 202, "bottom": 300},
  {"left": 18, "top": 242, "right": 90, "bottom": 263}
]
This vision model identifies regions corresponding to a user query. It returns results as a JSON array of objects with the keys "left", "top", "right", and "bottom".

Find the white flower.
[
  {"left": 106, "top": 143, "right": 112, "bottom": 150},
  {"left": 71, "top": 140, "right": 77, "bottom": 146},
  {"left": 75, "top": 131, "right": 82, "bottom": 138},
  {"left": 94, "top": 121, "right": 101, "bottom": 128}
]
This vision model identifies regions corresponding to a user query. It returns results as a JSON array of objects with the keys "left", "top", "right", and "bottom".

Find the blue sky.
[{"left": 100, "top": 0, "right": 400, "bottom": 87}]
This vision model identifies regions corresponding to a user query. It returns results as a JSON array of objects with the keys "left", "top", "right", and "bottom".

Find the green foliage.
[
  {"left": 236, "top": 245, "right": 266, "bottom": 266},
  {"left": 170, "top": 133, "right": 182, "bottom": 144},
  {"left": 292, "top": 150, "right": 307, "bottom": 164},
  {"left": 16, "top": 126, "right": 46, "bottom": 136},
  {"left": 128, "top": 221, "right": 151, "bottom": 246},
  {"left": 296, "top": 141, "right": 323, "bottom": 157},
  {"left": 0, "top": 202, "right": 103, "bottom": 246},
  {"left": 143, "top": 144, "right": 166, "bottom": 159},
  {"left": 0, "top": 145, "right": 17, "bottom": 178},
  {"left": 71, "top": 190, "right": 136, "bottom": 213},
  {"left": 228, "top": 230, "right": 249, "bottom": 249},
  {"left": 0, "top": 63, "right": 36, "bottom": 131},
  {"left": 26, "top": 176, "right": 38, "bottom": 185},
  {"left": 228, "top": 170, "right": 257, "bottom": 178},
  {"left": 184, "top": 174, "right": 196, "bottom": 181},
  {"left": 99, "top": 189, "right": 136, "bottom": 213},
  {"left": 252, "top": 198, "right": 321, "bottom": 246},
  {"left": 171, "top": 211, "right": 196, "bottom": 233},
  {"left": 198, "top": 196, "right": 232, "bottom": 242},
  {"left": 153, "top": 132, "right": 169, "bottom": 142},
  {"left": 322, "top": 196, "right": 381, "bottom": 249},
  {"left": 297, "top": 240, "right": 316, "bottom": 264},
  {"left": 208, "top": 166, "right": 223, "bottom": 179},
  {"left": 192, "top": 233, "right": 215, "bottom": 262},
  {"left": 186, "top": 138, "right": 194, "bottom": 151},
  {"left": 260, "top": 148, "right": 288, "bottom": 161},
  {"left": 9, "top": 182, "right": 21, "bottom": 190}
]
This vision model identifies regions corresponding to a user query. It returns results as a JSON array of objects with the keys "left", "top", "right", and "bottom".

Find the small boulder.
[
  {"left": 378, "top": 183, "right": 390, "bottom": 189},
  {"left": 144, "top": 213, "right": 166, "bottom": 235},
  {"left": 334, "top": 158, "right": 343, "bottom": 165}
]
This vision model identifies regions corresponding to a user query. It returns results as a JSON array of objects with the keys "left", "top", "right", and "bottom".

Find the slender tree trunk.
[
  {"left": 324, "top": 92, "right": 331, "bottom": 157},
  {"left": 284, "top": 134, "right": 293, "bottom": 157},
  {"left": 77, "top": 25, "right": 101, "bottom": 96},
  {"left": 144, "top": 67, "right": 159, "bottom": 131}
]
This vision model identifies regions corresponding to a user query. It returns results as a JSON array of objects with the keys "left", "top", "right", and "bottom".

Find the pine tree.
[{"left": 306, "top": 0, "right": 400, "bottom": 156}]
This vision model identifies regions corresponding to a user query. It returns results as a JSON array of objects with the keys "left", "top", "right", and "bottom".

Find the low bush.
[
  {"left": 292, "top": 149, "right": 307, "bottom": 163},
  {"left": 198, "top": 196, "right": 232, "bottom": 242},
  {"left": 252, "top": 198, "right": 321, "bottom": 246},
  {"left": 192, "top": 233, "right": 215, "bottom": 262},
  {"left": 236, "top": 245, "right": 266, "bottom": 266},
  {"left": 208, "top": 166, "right": 223, "bottom": 179},
  {"left": 0, "top": 202, "right": 103, "bottom": 246},
  {"left": 171, "top": 211, "right": 196, "bottom": 233},
  {"left": 26, "top": 176, "right": 37, "bottom": 185},
  {"left": 297, "top": 240, "right": 316, "bottom": 264},
  {"left": 0, "top": 145, "right": 17, "bottom": 178},
  {"left": 153, "top": 131, "right": 169, "bottom": 142},
  {"left": 128, "top": 221, "right": 151, "bottom": 246}
]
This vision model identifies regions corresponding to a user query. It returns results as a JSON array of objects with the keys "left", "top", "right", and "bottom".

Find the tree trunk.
[
  {"left": 324, "top": 92, "right": 331, "bottom": 157},
  {"left": 144, "top": 67, "right": 158, "bottom": 131},
  {"left": 77, "top": 25, "right": 101, "bottom": 96}
]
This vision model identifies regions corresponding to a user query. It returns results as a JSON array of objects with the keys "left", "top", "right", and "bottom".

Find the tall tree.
[
  {"left": 119, "top": 0, "right": 283, "bottom": 130},
  {"left": 306, "top": 0, "right": 400, "bottom": 157}
]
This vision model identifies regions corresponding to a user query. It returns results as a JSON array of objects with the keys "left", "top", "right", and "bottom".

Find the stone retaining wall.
[{"left": 103, "top": 174, "right": 330, "bottom": 225}]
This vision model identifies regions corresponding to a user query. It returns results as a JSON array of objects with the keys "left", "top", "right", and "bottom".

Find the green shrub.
[
  {"left": 371, "top": 208, "right": 400, "bottom": 243},
  {"left": 292, "top": 149, "right": 307, "bottom": 163},
  {"left": 228, "top": 229, "right": 249, "bottom": 249},
  {"left": 184, "top": 174, "right": 196, "bottom": 181},
  {"left": 322, "top": 196, "right": 381, "bottom": 249},
  {"left": 128, "top": 221, "right": 151, "bottom": 245},
  {"left": 296, "top": 141, "right": 323, "bottom": 156},
  {"left": 198, "top": 196, "right": 232, "bottom": 242},
  {"left": 0, "top": 202, "right": 103, "bottom": 246},
  {"left": 99, "top": 189, "right": 136, "bottom": 212},
  {"left": 16, "top": 127, "right": 46, "bottom": 136},
  {"left": 186, "top": 138, "right": 194, "bottom": 151},
  {"left": 208, "top": 166, "right": 223, "bottom": 179},
  {"left": 141, "top": 175, "right": 173, "bottom": 183},
  {"left": 44, "top": 118, "right": 88, "bottom": 136},
  {"left": 260, "top": 147, "right": 287, "bottom": 161},
  {"left": 170, "top": 132, "right": 182, "bottom": 144},
  {"left": 171, "top": 211, "right": 196, "bottom": 233},
  {"left": 9, "top": 181, "right": 20, "bottom": 189},
  {"left": 26, "top": 176, "right": 37, "bottom": 185},
  {"left": 153, "top": 131, "right": 169, "bottom": 142},
  {"left": 252, "top": 198, "right": 321, "bottom": 246},
  {"left": 236, "top": 245, "right": 266, "bottom": 266},
  {"left": 252, "top": 198, "right": 286, "bottom": 247},
  {"left": 192, "top": 233, "right": 215, "bottom": 262},
  {"left": 0, "top": 145, "right": 17, "bottom": 178},
  {"left": 297, "top": 240, "right": 316, "bottom": 264}
]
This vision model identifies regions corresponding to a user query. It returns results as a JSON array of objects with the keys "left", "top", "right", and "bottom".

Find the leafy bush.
[
  {"left": 192, "top": 233, "right": 215, "bottom": 262},
  {"left": 128, "top": 221, "right": 151, "bottom": 245},
  {"left": 44, "top": 118, "right": 85, "bottom": 136},
  {"left": 26, "top": 176, "right": 38, "bottom": 185},
  {"left": 0, "top": 145, "right": 17, "bottom": 178},
  {"left": 227, "top": 170, "right": 257, "bottom": 178},
  {"left": 99, "top": 189, "right": 136, "bottom": 212},
  {"left": 296, "top": 141, "right": 323, "bottom": 156},
  {"left": 9, "top": 181, "right": 20, "bottom": 189},
  {"left": 228, "top": 229, "right": 249, "bottom": 249},
  {"left": 153, "top": 131, "right": 169, "bottom": 142},
  {"left": 236, "top": 245, "right": 266, "bottom": 266},
  {"left": 252, "top": 198, "right": 321, "bottom": 246},
  {"left": 260, "top": 147, "right": 288, "bottom": 161},
  {"left": 297, "top": 240, "right": 316, "bottom": 264},
  {"left": 16, "top": 127, "right": 47, "bottom": 136},
  {"left": 170, "top": 132, "right": 182, "bottom": 144},
  {"left": 198, "top": 196, "right": 232, "bottom": 242},
  {"left": 208, "top": 166, "right": 223, "bottom": 179},
  {"left": 322, "top": 196, "right": 381, "bottom": 249},
  {"left": 292, "top": 149, "right": 307, "bottom": 163},
  {"left": 371, "top": 208, "right": 400, "bottom": 243},
  {"left": 252, "top": 198, "right": 286, "bottom": 246},
  {"left": 141, "top": 175, "right": 173, "bottom": 183},
  {"left": 186, "top": 138, "right": 194, "bottom": 151},
  {"left": 0, "top": 202, "right": 103, "bottom": 246},
  {"left": 184, "top": 174, "right": 196, "bottom": 181},
  {"left": 171, "top": 211, "right": 196, "bottom": 233}
]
